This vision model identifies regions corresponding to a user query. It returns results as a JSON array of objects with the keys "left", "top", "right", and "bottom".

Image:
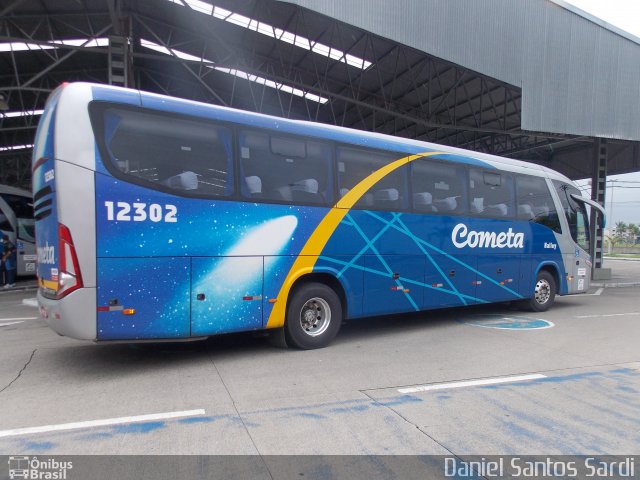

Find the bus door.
[
  {"left": 16, "top": 217, "right": 37, "bottom": 275},
  {"left": 191, "top": 256, "right": 263, "bottom": 336}
]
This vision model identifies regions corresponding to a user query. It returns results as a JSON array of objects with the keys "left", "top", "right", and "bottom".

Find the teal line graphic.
[
  {"left": 364, "top": 211, "right": 523, "bottom": 299},
  {"left": 341, "top": 218, "right": 355, "bottom": 227},
  {"left": 394, "top": 216, "right": 468, "bottom": 306},
  {"left": 347, "top": 213, "right": 419, "bottom": 311},
  {"left": 336, "top": 213, "right": 402, "bottom": 278},
  {"left": 318, "top": 255, "right": 487, "bottom": 303}
]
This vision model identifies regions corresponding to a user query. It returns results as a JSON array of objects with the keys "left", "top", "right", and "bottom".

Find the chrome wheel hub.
[
  {"left": 299, "top": 297, "right": 331, "bottom": 337},
  {"left": 534, "top": 279, "right": 551, "bottom": 304}
]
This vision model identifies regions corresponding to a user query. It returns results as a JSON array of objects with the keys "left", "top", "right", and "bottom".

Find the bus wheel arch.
[
  {"left": 283, "top": 273, "right": 345, "bottom": 349},
  {"left": 522, "top": 265, "right": 558, "bottom": 312}
]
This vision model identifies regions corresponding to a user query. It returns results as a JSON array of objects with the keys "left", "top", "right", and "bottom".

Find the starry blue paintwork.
[{"left": 87, "top": 84, "right": 568, "bottom": 340}]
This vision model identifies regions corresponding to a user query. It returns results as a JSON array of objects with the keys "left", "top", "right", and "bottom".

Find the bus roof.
[{"left": 69, "top": 82, "right": 574, "bottom": 184}]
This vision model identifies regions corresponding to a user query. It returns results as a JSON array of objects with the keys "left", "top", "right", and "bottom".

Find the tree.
[
  {"left": 629, "top": 224, "right": 640, "bottom": 243},
  {"left": 615, "top": 221, "right": 628, "bottom": 241},
  {"left": 606, "top": 234, "right": 619, "bottom": 251}
]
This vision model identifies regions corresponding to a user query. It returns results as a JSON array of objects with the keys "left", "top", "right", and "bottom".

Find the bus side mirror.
[{"left": 570, "top": 193, "right": 606, "bottom": 230}]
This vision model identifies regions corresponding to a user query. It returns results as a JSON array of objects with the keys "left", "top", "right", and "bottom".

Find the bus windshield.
[
  {"left": 0, "top": 187, "right": 37, "bottom": 276},
  {"left": 553, "top": 181, "right": 590, "bottom": 253}
]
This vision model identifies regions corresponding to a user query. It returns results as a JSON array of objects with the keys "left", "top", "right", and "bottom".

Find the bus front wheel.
[
  {"left": 523, "top": 270, "right": 556, "bottom": 312},
  {"left": 285, "top": 282, "right": 342, "bottom": 349}
]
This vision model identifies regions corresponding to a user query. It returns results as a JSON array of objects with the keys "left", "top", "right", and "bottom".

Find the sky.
[{"left": 563, "top": 0, "right": 640, "bottom": 227}]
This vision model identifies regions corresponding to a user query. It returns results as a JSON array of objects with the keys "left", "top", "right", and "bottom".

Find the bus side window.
[
  {"left": 238, "top": 130, "right": 332, "bottom": 205},
  {"left": 411, "top": 160, "right": 467, "bottom": 215},
  {"left": 101, "top": 107, "right": 234, "bottom": 197},
  {"left": 516, "top": 176, "right": 561, "bottom": 233},
  {"left": 469, "top": 170, "right": 514, "bottom": 218},
  {"left": 337, "top": 147, "right": 408, "bottom": 211}
]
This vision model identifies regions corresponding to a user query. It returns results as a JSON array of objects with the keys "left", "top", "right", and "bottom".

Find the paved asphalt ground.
[{"left": 0, "top": 259, "right": 638, "bottom": 466}]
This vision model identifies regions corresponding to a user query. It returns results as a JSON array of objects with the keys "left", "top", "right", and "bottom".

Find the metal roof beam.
[
  {"left": 0, "top": 0, "right": 28, "bottom": 18},
  {"left": 135, "top": 14, "right": 227, "bottom": 105},
  {"left": 18, "top": 24, "right": 111, "bottom": 89}
]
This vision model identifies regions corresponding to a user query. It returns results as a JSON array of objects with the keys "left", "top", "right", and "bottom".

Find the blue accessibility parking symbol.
[{"left": 460, "top": 314, "right": 554, "bottom": 330}]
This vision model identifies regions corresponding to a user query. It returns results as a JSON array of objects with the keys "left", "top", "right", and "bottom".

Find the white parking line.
[
  {"left": 583, "top": 288, "right": 604, "bottom": 296},
  {"left": 0, "top": 317, "right": 38, "bottom": 322},
  {"left": 398, "top": 374, "right": 547, "bottom": 394},
  {"left": 0, "top": 321, "right": 24, "bottom": 327},
  {"left": 575, "top": 312, "right": 640, "bottom": 319},
  {"left": 0, "top": 409, "right": 206, "bottom": 438}
]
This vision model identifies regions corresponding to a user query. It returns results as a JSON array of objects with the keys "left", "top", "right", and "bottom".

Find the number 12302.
[{"left": 104, "top": 201, "right": 177, "bottom": 223}]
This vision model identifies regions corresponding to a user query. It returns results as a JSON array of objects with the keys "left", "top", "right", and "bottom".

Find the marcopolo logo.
[
  {"left": 37, "top": 242, "right": 56, "bottom": 265},
  {"left": 8, "top": 456, "right": 73, "bottom": 479},
  {"left": 452, "top": 223, "right": 524, "bottom": 249}
]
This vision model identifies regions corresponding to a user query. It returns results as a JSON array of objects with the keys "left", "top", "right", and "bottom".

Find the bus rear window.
[{"left": 93, "top": 105, "right": 234, "bottom": 197}]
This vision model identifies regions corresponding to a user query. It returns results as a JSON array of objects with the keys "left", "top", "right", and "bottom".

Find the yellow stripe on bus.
[
  {"left": 266, "top": 151, "right": 446, "bottom": 329},
  {"left": 39, "top": 278, "right": 58, "bottom": 291}
]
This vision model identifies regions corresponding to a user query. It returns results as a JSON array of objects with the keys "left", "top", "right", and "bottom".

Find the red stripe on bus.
[{"left": 32, "top": 157, "right": 48, "bottom": 172}]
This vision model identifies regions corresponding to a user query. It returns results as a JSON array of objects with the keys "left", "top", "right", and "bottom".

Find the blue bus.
[{"left": 33, "top": 83, "right": 604, "bottom": 349}]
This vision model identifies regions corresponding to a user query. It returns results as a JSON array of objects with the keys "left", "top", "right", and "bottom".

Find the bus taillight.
[{"left": 57, "top": 223, "right": 83, "bottom": 298}]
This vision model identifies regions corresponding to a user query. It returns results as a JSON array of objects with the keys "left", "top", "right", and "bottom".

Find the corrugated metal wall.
[{"left": 280, "top": 0, "right": 640, "bottom": 141}]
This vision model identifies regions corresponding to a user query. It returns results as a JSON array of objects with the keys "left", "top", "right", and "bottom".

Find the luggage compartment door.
[
  {"left": 191, "top": 256, "right": 263, "bottom": 336},
  {"left": 97, "top": 257, "right": 190, "bottom": 340}
]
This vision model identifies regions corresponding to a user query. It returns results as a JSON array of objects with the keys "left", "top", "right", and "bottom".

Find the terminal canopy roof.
[{"left": 1, "top": 0, "right": 639, "bottom": 187}]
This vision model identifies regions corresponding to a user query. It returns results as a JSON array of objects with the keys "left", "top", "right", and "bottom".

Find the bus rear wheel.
[
  {"left": 285, "top": 282, "right": 342, "bottom": 349},
  {"left": 523, "top": 270, "right": 556, "bottom": 312}
]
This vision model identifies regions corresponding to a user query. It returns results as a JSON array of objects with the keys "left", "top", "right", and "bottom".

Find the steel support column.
[
  {"left": 108, "top": 35, "right": 132, "bottom": 87},
  {"left": 590, "top": 137, "right": 611, "bottom": 280}
]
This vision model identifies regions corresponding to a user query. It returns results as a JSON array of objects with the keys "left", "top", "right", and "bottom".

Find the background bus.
[
  {"left": 33, "top": 83, "right": 604, "bottom": 349},
  {"left": 0, "top": 184, "right": 36, "bottom": 277}
]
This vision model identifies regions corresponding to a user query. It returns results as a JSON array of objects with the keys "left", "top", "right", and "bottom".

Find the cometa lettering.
[
  {"left": 452, "top": 223, "right": 524, "bottom": 249},
  {"left": 37, "top": 242, "right": 56, "bottom": 265}
]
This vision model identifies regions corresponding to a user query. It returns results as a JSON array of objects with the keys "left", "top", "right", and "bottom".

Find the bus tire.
[
  {"left": 285, "top": 282, "right": 342, "bottom": 349},
  {"left": 523, "top": 270, "right": 556, "bottom": 312}
]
